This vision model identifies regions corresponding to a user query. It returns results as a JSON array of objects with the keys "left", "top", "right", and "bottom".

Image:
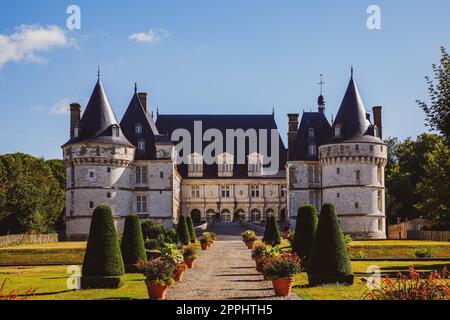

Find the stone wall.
[{"left": 0, "top": 233, "right": 58, "bottom": 247}]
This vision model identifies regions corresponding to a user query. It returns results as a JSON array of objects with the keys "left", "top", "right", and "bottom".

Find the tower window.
[
  {"left": 308, "top": 144, "right": 317, "bottom": 157},
  {"left": 334, "top": 126, "right": 342, "bottom": 137},
  {"left": 107, "top": 193, "right": 111, "bottom": 199},
  {"left": 336, "top": 168, "right": 340, "bottom": 174},
  {"left": 138, "top": 140, "right": 145, "bottom": 151},
  {"left": 355, "top": 144, "right": 359, "bottom": 151},
  {"left": 89, "top": 201, "right": 94, "bottom": 209},
  {"left": 378, "top": 190, "right": 383, "bottom": 210},
  {"left": 107, "top": 167, "right": 111, "bottom": 173},
  {"left": 308, "top": 128, "right": 315, "bottom": 138},
  {"left": 135, "top": 166, "right": 148, "bottom": 184},
  {"left": 137, "top": 196, "right": 147, "bottom": 213},
  {"left": 356, "top": 170, "right": 361, "bottom": 184},
  {"left": 337, "top": 193, "right": 340, "bottom": 198},
  {"left": 369, "top": 145, "right": 374, "bottom": 151},
  {"left": 112, "top": 125, "right": 119, "bottom": 137},
  {"left": 378, "top": 218, "right": 383, "bottom": 231},
  {"left": 355, "top": 202, "right": 359, "bottom": 209},
  {"left": 135, "top": 124, "right": 143, "bottom": 135},
  {"left": 74, "top": 126, "right": 79, "bottom": 138},
  {"left": 160, "top": 171, "right": 164, "bottom": 179}
]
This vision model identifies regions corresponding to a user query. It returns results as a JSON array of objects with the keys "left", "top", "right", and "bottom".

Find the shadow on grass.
[{"left": 17, "top": 289, "right": 75, "bottom": 297}]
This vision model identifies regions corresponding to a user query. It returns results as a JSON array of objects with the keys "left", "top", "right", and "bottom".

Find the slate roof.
[
  {"left": 331, "top": 72, "right": 382, "bottom": 144},
  {"left": 155, "top": 114, "right": 287, "bottom": 179},
  {"left": 292, "top": 112, "right": 331, "bottom": 161},
  {"left": 120, "top": 92, "right": 159, "bottom": 160},
  {"left": 63, "top": 79, "right": 133, "bottom": 147}
]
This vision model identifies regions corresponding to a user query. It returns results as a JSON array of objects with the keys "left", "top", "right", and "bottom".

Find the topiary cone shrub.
[
  {"left": 264, "top": 216, "right": 281, "bottom": 246},
  {"left": 292, "top": 205, "right": 318, "bottom": 265},
  {"left": 81, "top": 205, "right": 125, "bottom": 289},
  {"left": 186, "top": 216, "right": 197, "bottom": 243},
  {"left": 121, "top": 214, "right": 147, "bottom": 273},
  {"left": 177, "top": 215, "right": 191, "bottom": 245},
  {"left": 307, "top": 203, "right": 354, "bottom": 286}
]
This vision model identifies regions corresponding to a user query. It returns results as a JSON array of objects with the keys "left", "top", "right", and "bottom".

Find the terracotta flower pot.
[
  {"left": 255, "top": 258, "right": 263, "bottom": 273},
  {"left": 272, "top": 277, "right": 294, "bottom": 297},
  {"left": 247, "top": 241, "right": 255, "bottom": 250},
  {"left": 145, "top": 281, "right": 169, "bottom": 300},
  {"left": 201, "top": 242, "right": 209, "bottom": 250},
  {"left": 184, "top": 258, "right": 196, "bottom": 268},
  {"left": 173, "top": 269, "right": 185, "bottom": 282}
]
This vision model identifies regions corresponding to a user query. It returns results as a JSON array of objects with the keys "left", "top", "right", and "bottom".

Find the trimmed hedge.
[
  {"left": 292, "top": 205, "right": 318, "bottom": 262},
  {"left": 186, "top": 216, "right": 197, "bottom": 243},
  {"left": 120, "top": 214, "right": 147, "bottom": 273},
  {"left": 263, "top": 215, "right": 281, "bottom": 246},
  {"left": 308, "top": 203, "right": 354, "bottom": 286},
  {"left": 81, "top": 205, "right": 124, "bottom": 289},
  {"left": 177, "top": 215, "right": 191, "bottom": 245}
]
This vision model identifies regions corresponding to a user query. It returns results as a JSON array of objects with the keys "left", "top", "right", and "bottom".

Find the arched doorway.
[
  {"left": 279, "top": 209, "right": 286, "bottom": 223},
  {"left": 191, "top": 209, "right": 201, "bottom": 223},
  {"left": 250, "top": 209, "right": 261, "bottom": 222},
  {"left": 206, "top": 209, "right": 215, "bottom": 222},
  {"left": 235, "top": 209, "right": 246, "bottom": 221},
  {"left": 221, "top": 209, "right": 232, "bottom": 222},
  {"left": 265, "top": 208, "right": 275, "bottom": 222}
]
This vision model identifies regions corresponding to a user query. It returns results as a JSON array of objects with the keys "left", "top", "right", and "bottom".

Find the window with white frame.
[
  {"left": 248, "top": 153, "right": 263, "bottom": 176},
  {"left": 135, "top": 165, "right": 148, "bottom": 184},
  {"left": 334, "top": 125, "right": 342, "bottom": 137},
  {"left": 220, "top": 185, "right": 231, "bottom": 198},
  {"left": 74, "top": 125, "right": 79, "bottom": 138},
  {"left": 191, "top": 185, "right": 200, "bottom": 198},
  {"left": 135, "top": 124, "right": 143, "bottom": 135},
  {"left": 112, "top": 125, "right": 120, "bottom": 137},
  {"left": 137, "top": 196, "right": 147, "bottom": 213},
  {"left": 250, "top": 184, "right": 260, "bottom": 198},
  {"left": 307, "top": 165, "right": 320, "bottom": 184},
  {"left": 188, "top": 153, "right": 203, "bottom": 177},
  {"left": 217, "top": 153, "right": 234, "bottom": 177},
  {"left": 309, "top": 191, "right": 321, "bottom": 212},
  {"left": 138, "top": 139, "right": 145, "bottom": 152},
  {"left": 308, "top": 143, "right": 317, "bottom": 157},
  {"left": 250, "top": 209, "right": 261, "bottom": 222}
]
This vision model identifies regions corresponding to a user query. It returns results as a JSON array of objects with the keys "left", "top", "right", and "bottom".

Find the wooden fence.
[
  {"left": 0, "top": 233, "right": 58, "bottom": 247},
  {"left": 407, "top": 230, "right": 450, "bottom": 242}
]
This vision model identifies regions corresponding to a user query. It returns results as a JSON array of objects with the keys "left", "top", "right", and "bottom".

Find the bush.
[
  {"left": 81, "top": 205, "right": 125, "bottom": 289},
  {"left": 141, "top": 220, "right": 178, "bottom": 249},
  {"left": 186, "top": 216, "right": 197, "bottom": 243},
  {"left": 263, "top": 256, "right": 302, "bottom": 280},
  {"left": 241, "top": 230, "right": 256, "bottom": 242},
  {"left": 292, "top": 205, "right": 318, "bottom": 261},
  {"left": 415, "top": 247, "right": 434, "bottom": 258},
  {"left": 120, "top": 214, "right": 147, "bottom": 273},
  {"left": 140, "top": 258, "right": 175, "bottom": 286},
  {"left": 145, "top": 239, "right": 161, "bottom": 250},
  {"left": 362, "top": 267, "right": 449, "bottom": 300},
  {"left": 160, "top": 243, "right": 184, "bottom": 265},
  {"left": 307, "top": 203, "right": 354, "bottom": 286},
  {"left": 263, "top": 216, "right": 281, "bottom": 246},
  {"left": 183, "top": 245, "right": 199, "bottom": 260},
  {"left": 177, "top": 216, "right": 191, "bottom": 245}
]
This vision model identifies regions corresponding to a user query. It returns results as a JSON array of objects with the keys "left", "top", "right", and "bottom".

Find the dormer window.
[
  {"left": 248, "top": 153, "right": 263, "bottom": 176},
  {"left": 74, "top": 125, "right": 79, "bottom": 138},
  {"left": 112, "top": 125, "right": 120, "bottom": 137},
  {"left": 308, "top": 143, "right": 317, "bottom": 157},
  {"left": 334, "top": 125, "right": 342, "bottom": 138},
  {"left": 135, "top": 124, "right": 143, "bottom": 135},
  {"left": 217, "top": 153, "right": 234, "bottom": 177},
  {"left": 138, "top": 139, "right": 145, "bottom": 151},
  {"left": 188, "top": 153, "right": 203, "bottom": 177},
  {"left": 308, "top": 128, "right": 315, "bottom": 138}
]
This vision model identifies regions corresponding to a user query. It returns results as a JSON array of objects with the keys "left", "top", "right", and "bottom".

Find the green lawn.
[{"left": 292, "top": 260, "right": 450, "bottom": 300}]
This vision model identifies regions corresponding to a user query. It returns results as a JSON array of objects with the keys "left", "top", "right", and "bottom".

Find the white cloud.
[
  {"left": 49, "top": 98, "right": 72, "bottom": 115},
  {"left": 128, "top": 29, "right": 169, "bottom": 43},
  {"left": 0, "top": 24, "right": 72, "bottom": 68}
]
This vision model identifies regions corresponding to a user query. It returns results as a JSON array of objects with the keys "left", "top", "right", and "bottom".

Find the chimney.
[
  {"left": 372, "top": 106, "right": 382, "bottom": 139},
  {"left": 287, "top": 113, "right": 299, "bottom": 161},
  {"left": 70, "top": 102, "right": 81, "bottom": 138},
  {"left": 138, "top": 92, "right": 148, "bottom": 113}
]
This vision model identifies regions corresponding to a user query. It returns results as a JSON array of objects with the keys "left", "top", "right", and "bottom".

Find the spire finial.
[
  {"left": 318, "top": 73, "right": 325, "bottom": 95},
  {"left": 97, "top": 66, "right": 100, "bottom": 80},
  {"left": 272, "top": 106, "right": 275, "bottom": 116},
  {"left": 157, "top": 106, "right": 159, "bottom": 116},
  {"left": 351, "top": 65, "right": 354, "bottom": 77},
  {"left": 134, "top": 82, "right": 137, "bottom": 94}
]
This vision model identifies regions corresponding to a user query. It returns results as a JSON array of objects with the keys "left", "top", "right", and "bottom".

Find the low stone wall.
[
  {"left": 0, "top": 233, "right": 58, "bottom": 247},
  {"left": 407, "top": 230, "right": 450, "bottom": 242}
]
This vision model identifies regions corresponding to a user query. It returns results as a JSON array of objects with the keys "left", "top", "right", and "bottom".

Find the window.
[
  {"left": 377, "top": 190, "right": 383, "bottom": 210},
  {"left": 308, "top": 128, "right": 315, "bottom": 138},
  {"left": 336, "top": 168, "right": 341, "bottom": 174},
  {"left": 218, "top": 153, "right": 234, "bottom": 176},
  {"left": 378, "top": 218, "right": 383, "bottom": 232},
  {"left": 334, "top": 126, "right": 342, "bottom": 137},
  {"left": 369, "top": 145, "right": 374, "bottom": 151},
  {"left": 355, "top": 144, "right": 359, "bottom": 151},
  {"left": 89, "top": 201, "right": 94, "bottom": 209},
  {"left": 138, "top": 140, "right": 145, "bottom": 151},
  {"left": 160, "top": 171, "right": 164, "bottom": 179},
  {"left": 340, "top": 145, "right": 344, "bottom": 152},
  {"left": 112, "top": 125, "right": 119, "bottom": 137},
  {"left": 337, "top": 193, "right": 340, "bottom": 198},
  {"left": 74, "top": 126, "right": 79, "bottom": 137},
  {"left": 107, "top": 167, "right": 111, "bottom": 173},
  {"left": 308, "top": 143, "right": 317, "bottom": 156},
  {"left": 135, "top": 166, "right": 148, "bottom": 184},
  {"left": 377, "top": 165, "right": 382, "bottom": 183},
  {"left": 280, "top": 185, "right": 287, "bottom": 198},
  {"left": 191, "top": 185, "right": 200, "bottom": 198},
  {"left": 250, "top": 184, "right": 260, "bottom": 198},
  {"left": 188, "top": 153, "right": 203, "bottom": 177},
  {"left": 251, "top": 209, "right": 261, "bottom": 222},
  {"left": 89, "top": 171, "right": 95, "bottom": 178},
  {"left": 221, "top": 209, "right": 232, "bottom": 222},
  {"left": 107, "top": 193, "right": 111, "bottom": 199},
  {"left": 356, "top": 170, "right": 361, "bottom": 184},
  {"left": 355, "top": 202, "right": 359, "bottom": 209},
  {"left": 135, "top": 124, "right": 143, "bottom": 135},
  {"left": 308, "top": 165, "right": 320, "bottom": 183},
  {"left": 309, "top": 191, "right": 321, "bottom": 212},
  {"left": 248, "top": 153, "right": 263, "bottom": 176},
  {"left": 137, "top": 196, "right": 147, "bottom": 213},
  {"left": 380, "top": 146, "right": 384, "bottom": 152},
  {"left": 220, "top": 185, "right": 231, "bottom": 198},
  {"left": 206, "top": 209, "right": 215, "bottom": 222}
]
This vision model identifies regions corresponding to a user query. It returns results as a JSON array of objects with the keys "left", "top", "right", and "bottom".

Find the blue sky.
[{"left": 0, "top": 0, "right": 449, "bottom": 159}]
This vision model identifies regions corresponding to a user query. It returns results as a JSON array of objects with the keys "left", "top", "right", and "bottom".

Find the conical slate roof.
[
  {"left": 120, "top": 91, "right": 159, "bottom": 160},
  {"left": 332, "top": 72, "right": 371, "bottom": 142},
  {"left": 63, "top": 79, "right": 133, "bottom": 147}
]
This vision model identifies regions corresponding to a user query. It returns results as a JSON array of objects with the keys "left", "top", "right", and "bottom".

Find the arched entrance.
[
  {"left": 235, "top": 209, "right": 246, "bottom": 221},
  {"left": 206, "top": 209, "right": 215, "bottom": 222},
  {"left": 221, "top": 209, "right": 232, "bottom": 222},
  {"left": 191, "top": 209, "right": 201, "bottom": 223}
]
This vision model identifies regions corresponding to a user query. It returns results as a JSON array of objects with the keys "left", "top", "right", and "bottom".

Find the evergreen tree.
[
  {"left": 292, "top": 205, "right": 318, "bottom": 261},
  {"left": 177, "top": 215, "right": 191, "bottom": 245},
  {"left": 81, "top": 205, "right": 125, "bottom": 289},
  {"left": 263, "top": 215, "right": 281, "bottom": 246},
  {"left": 186, "top": 216, "right": 197, "bottom": 243},
  {"left": 308, "top": 203, "right": 354, "bottom": 286},
  {"left": 120, "top": 214, "right": 147, "bottom": 273}
]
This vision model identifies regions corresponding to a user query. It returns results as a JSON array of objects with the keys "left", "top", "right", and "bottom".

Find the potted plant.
[
  {"left": 160, "top": 243, "right": 186, "bottom": 282},
  {"left": 263, "top": 256, "right": 301, "bottom": 297},
  {"left": 199, "top": 237, "right": 209, "bottom": 250},
  {"left": 173, "top": 263, "right": 188, "bottom": 282},
  {"left": 246, "top": 233, "right": 257, "bottom": 249},
  {"left": 141, "top": 258, "right": 175, "bottom": 300},
  {"left": 183, "top": 245, "right": 199, "bottom": 268}
]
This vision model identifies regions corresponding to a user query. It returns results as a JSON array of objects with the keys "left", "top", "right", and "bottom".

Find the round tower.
[
  {"left": 319, "top": 69, "right": 387, "bottom": 239},
  {"left": 62, "top": 75, "right": 135, "bottom": 240}
]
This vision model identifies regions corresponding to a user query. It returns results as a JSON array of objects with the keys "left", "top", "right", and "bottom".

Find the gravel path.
[{"left": 166, "top": 240, "right": 300, "bottom": 300}]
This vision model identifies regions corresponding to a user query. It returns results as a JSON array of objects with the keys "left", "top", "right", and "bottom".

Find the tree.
[
  {"left": 186, "top": 216, "right": 197, "bottom": 243},
  {"left": 177, "top": 215, "right": 191, "bottom": 245},
  {"left": 120, "top": 214, "right": 147, "bottom": 273},
  {"left": 417, "top": 47, "right": 450, "bottom": 146},
  {"left": 263, "top": 215, "right": 281, "bottom": 246},
  {"left": 292, "top": 205, "right": 318, "bottom": 262},
  {"left": 81, "top": 205, "right": 125, "bottom": 289},
  {"left": 308, "top": 203, "right": 354, "bottom": 286}
]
